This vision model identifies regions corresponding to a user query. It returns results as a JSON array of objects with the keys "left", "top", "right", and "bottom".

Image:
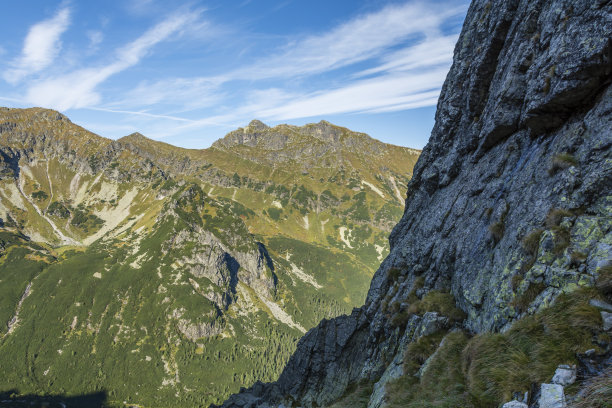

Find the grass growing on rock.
[
  {"left": 549, "top": 153, "right": 578, "bottom": 175},
  {"left": 569, "top": 368, "right": 612, "bottom": 408},
  {"left": 385, "top": 288, "right": 605, "bottom": 408},
  {"left": 595, "top": 264, "right": 612, "bottom": 296},
  {"left": 328, "top": 380, "right": 374, "bottom": 408},
  {"left": 511, "top": 281, "right": 547, "bottom": 313},
  {"left": 406, "top": 291, "right": 467, "bottom": 323},
  {"left": 521, "top": 229, "right": 544, "bottom": 257},
  {"left": 488, "top": 221, "right": 505, "bottom": 244},
  {"left": 546, "top": 208, "right": 573, "bottom": 228},
  {"left": 391, "top": 290, "right": 465, "bottom": 330}
]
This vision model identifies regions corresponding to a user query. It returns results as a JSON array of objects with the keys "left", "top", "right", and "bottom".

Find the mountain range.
[{"left": 0, "top": 108, "right": 419, "bottom": 407}]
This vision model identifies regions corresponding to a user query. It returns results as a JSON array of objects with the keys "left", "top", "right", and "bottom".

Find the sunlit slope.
[{"left": 0, "top": 107, "right": 420, "bottom": 406}]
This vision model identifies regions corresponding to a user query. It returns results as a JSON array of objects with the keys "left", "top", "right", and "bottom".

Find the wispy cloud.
[
  {"left": 87, "top": 107, "right": 195, "bottom": 122},
  {"left": 110, "top": 1, "right": 464, "bottom": 125},
  {"left": 355, "top": 34, "right": 458, "bottom": 78},
  {"left": 24, "top": 9, "right": 204, "bottom": 111},
  {"left": 110, "top": 77, "right": 224, "bottom": 112},
  {"left": 229, "top": 1, "right": 463, "bottom": 81},
  {"left": 4, "top": 7, "right": 71, "bottom": 84},
  {"left": 86, "top": 30, "right": 104, "bottom": 53},
  {"left": 255, "top": 69, "right": 448, "bottom": 120}
]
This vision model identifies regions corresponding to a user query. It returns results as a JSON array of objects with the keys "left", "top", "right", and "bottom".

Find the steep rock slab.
[{"left": 220, "top": 0, "right": 612, "bottom": 406}]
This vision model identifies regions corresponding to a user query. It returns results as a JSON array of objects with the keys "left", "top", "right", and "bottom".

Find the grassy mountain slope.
[{"left": 0, "top": 107, "right": 419, "bottom": 406}]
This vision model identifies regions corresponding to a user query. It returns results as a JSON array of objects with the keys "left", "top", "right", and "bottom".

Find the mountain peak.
[
  {"left": 0, "top": 106, "right": 71, "bottom": 124},
  {"left": 119, "top": 132, "right": 148, "bottom": 142},
  {"left": 247, "top": 119, "right": 269, "bottom": 131}
]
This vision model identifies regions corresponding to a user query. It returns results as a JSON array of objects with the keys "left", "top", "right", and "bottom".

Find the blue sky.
[{"left": 0, "top": 0, "right": 469, "bottom": 149}]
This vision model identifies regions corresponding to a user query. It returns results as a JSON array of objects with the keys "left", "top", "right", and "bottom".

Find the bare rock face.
[{"left": 220, "top": 0, "right": 612, "bottom": 406}]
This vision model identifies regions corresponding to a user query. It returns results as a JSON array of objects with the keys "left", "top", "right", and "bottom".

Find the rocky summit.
[
  {"left": 0, "top": 110, "right": 419, "bottom": 407},
  {"left": 221, "top": 0, "right": 612, "bottom": 407}
]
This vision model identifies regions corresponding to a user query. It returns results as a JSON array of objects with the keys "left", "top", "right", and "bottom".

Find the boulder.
[
  {"left": 601, "top": 311, "right": 612, "bottom": 331},
  {"left": 502, "top": 401, "right": 528, "bottom": 408},
  {"left": 539, "top": 383, "right": 565, "bottom": 408},
  {"left": 552, "top": 365, "right": 576, "bottom": 386}
]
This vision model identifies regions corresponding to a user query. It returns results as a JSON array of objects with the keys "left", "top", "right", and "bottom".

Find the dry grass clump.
[
  {"left": 546, "top": 208, "right": 574, "bottom": 228},
  {"left": 464, "top": 289, "right": 602, "bottom": 405},
  {"left": 569, "top": 368, "right": 612, "bottom": 408},
  {"left": 406, "top": 291, "right": 466, "bottom": 323},
  {"left": 521, "top": 229, "right": 544, "bottom": 257},
  {"left": 551, "top": 226, "right": 571, "bottom": 255},
  {"left": 595, "top": 264, "right": 612, "bottom": 298},
  {"left": 385, "top": 288, "right": 604, "bottom": 408},
  {"left": 387, "top": 331, "right": 474, "bottom": 408},
  {"left": 489, "top": 221, "right": 505, "bottom": 244},
  {"left": 328, "top": 380, "right": 374, "bottom": 408},
  {"left": 549, "top": 153, "right": 578, "bottom": 175},
  {"left": 511, "top": 281, "right": 547, "bottom": 313}
]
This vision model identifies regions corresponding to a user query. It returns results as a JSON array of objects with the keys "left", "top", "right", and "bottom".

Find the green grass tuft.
[
  {"left": 546, "top": 208, "right": 573, "bottom": 228},
  {"left": 406, "top": 291, "right": 466, "bottom": 323},
  {"left": 549, "top": 153, "right": 578, "bottom": 175},
  {"left": 521, "top": 229, "right": 544, "bottom": 257},
  {"left": 385, "top": 288, "right": 605, "bottom": 408},
  {"left": 596, "top": 264, "right": 612, "bottom": 297},
  {"left": 488, "top": 221, "right": 505, "bottom": 244}
]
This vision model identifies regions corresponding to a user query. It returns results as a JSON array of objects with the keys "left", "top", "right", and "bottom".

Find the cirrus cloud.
[{"left": 4, "top": 7, "right": 71, "bottom": 84}]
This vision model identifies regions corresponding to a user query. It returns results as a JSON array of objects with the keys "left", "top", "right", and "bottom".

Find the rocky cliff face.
[
  {"left": 221, "top": 0, "right": 612, "bottom": 406},
  {"left": 212, "top": 120, "right": 419, "bottom": 171}
]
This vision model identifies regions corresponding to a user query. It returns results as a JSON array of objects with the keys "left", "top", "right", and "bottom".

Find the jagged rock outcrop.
[
  {"left": 212, "top": 120, "right": 419, "bottom": 170},
  {"left": 220, "top": 0, "right": 611, "bottom": 406}
]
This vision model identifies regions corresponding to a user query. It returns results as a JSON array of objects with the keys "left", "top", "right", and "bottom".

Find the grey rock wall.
[{"left": 220, "top": 0, "right": 611, "bottom": 406}]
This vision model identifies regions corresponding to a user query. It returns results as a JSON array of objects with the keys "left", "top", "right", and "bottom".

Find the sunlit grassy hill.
[{"left": 0, "top": 107, "right": 420, "bottom": 406}]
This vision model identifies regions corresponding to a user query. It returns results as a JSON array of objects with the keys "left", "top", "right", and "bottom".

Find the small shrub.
[
  {"left": 489, "top": 221, "right": 505, "bottom": 244},
  {"left": 47, "top": 201, "right": 71, "bottom": 218},
  {"left": 31, "top": 190, "right": 48, "bottom": 200},
  {"left": 521, "top": 229, "right": 544, "bottom": 257},
  {"left": 549, "top": 153, "right": 578, "bottom": 175},
  {"left": 546, "top": 208, "right": 574, "bottom": 228}
]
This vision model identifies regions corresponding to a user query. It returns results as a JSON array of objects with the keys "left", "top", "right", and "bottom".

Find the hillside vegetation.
[{"left": 0, "top": 107, "right": 419, "bottom": 407}]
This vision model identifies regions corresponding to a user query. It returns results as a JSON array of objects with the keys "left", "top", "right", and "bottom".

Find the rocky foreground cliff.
[{"left": 221, "top": 0, "right": 612, "bottom": 407}]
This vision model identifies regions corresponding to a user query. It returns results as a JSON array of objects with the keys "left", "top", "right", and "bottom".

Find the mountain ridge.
[{"left": 0, "top": 107, "right": 420, "bottom": 406}]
